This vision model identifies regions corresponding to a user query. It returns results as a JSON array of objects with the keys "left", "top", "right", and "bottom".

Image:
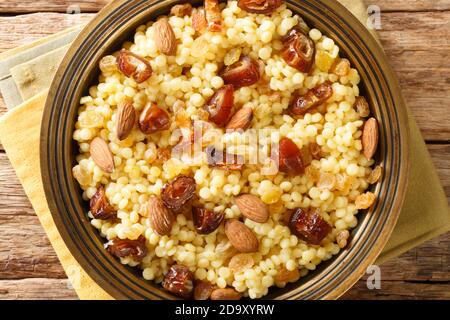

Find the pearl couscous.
[{"left": 72, "top": 0, "right": 380, "bottom": 300}]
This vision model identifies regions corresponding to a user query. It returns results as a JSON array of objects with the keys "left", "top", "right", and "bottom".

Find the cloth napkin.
[{"left": 0, "top": 0, "right": 449, "bottom": 300}]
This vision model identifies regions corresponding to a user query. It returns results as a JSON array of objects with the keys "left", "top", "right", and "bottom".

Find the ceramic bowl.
[{"left": 41, "top": 0, "right": 409, "bottom": 299}]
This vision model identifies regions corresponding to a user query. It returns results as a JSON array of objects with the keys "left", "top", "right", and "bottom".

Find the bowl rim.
[{"left": 40, "top": 0, "right": 409, "bottom": 300}]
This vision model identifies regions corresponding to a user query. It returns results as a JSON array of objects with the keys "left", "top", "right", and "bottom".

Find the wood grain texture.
[
  {"left": 372, "top": 0, "right": 450, "bottom": 12},
  {"left": 0, "top": 0, "right": 109, "bottom": 13},
  {"left": 1, "top": 0, "right": 449, "bottom": 13},
  {"left": 0, "top": 279, "right": 78, "bottom": 300},
  {"left": 0, "top": 0, "right": 449, "bottom": 300}
]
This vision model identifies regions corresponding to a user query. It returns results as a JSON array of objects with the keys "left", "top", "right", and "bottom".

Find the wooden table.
[{"left": 0, "top": 0, "right": 449, "bottom": 300}]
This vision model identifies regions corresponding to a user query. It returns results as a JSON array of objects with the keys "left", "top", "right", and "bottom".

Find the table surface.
[{"left": 0, "top": 0, "right": 449, "bottom": 300}]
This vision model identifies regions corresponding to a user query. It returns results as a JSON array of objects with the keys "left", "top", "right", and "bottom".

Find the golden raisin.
[
  {"left": 336, "top": 230, "right": 350, "bottom": 249},
  {"left": 229, "top": 253, "right": 254, "bottom": 273},
  {"left": 355, "top": 192, "right": 376, "bottom": 209},
  {"left": 315, "top": 51, "right": 335, "bottom": 72},
  {"left": 274, "top": 267, "right": 300, "bottom": 283},
  {"left": 331, "top": 58, "right": 350, "bottom": 76},
  {"left": 355, "top": 96, "right": 370, "bottom": 118},
  {"left": 317, "top": 172, "right": 336, "bottom": 190},
  {"left": 368, "top": 165, "right": 383, "bottom": 184}
]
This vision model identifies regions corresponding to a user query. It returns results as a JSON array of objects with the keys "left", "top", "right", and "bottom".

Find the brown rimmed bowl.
[{"left": 41, "top": 0, "right": 409, "bottom": 300}]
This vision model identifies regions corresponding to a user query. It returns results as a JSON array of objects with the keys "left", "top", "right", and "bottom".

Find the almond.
[
  {"left": 235, "top": 194, "right": 269, "bottom": 223},
  {"left": 153, "top": 18, "right": 177, "bottom": 56},
  {"left": 226, "top": 107, "right": 253, "bottom": 131},
  {"left": 148, "top": 196, "right": 174, "bottom": 236},
  {"left": 192, "top": 8, "right": 207, "bottom": 33},
  {"left": 116, "top": 101, "right": 136, "bottom": 141},
  {"left": 224, "top": 220, "right": 259, "bottom": 253},
  {"left": 210, "top": 288, "right": 241, "bottom": 300},
  {"left": 362, "top": 117, "right": 379, "bottom": 160},
  {"left": 90, "top": 137, "right": 114, "bottom": 173}
]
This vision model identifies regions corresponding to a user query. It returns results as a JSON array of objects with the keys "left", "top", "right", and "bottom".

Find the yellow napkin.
[
  {"left": 0, "top": 1, "right": 449, "bottom": 300},
  {"left": 0, "top": 91, "right": 112, "bottom": 300}
]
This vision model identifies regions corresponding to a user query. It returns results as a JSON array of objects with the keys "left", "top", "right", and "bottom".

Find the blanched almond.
[
  {"left": 226, "top": 107, "right": 253, "bottom": 131},
  {"left": 192, "top": 8, "right": 207, "bottom": 33},
  {"left": 224, "top": 220, "right": 259, "bottom": 253},
  {"left": 148, "top": 196, "right": 174, "bottom": 236},
  {"left": 116, "top": 102, "right": 136, "bottom": 141},
  {"left": 90, "top": 137, "right": 114, "bottom": 173},
  {"left": 235, "top": 194, "right": 269, "bottom": 223},
  {"left": 210, "top": 288, "right": 241, "bottom": 300},
  {"left": 362, "top": 117, "right": 379, "bottom": 160},
  {"left": 153, "top": 18, "right": 177, "bottom": 56}
]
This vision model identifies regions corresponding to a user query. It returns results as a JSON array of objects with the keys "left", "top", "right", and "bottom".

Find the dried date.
[
  {"left": 90, "top": 186, "right": 116, "bottom": 220},
  {"left": 162, "top": 265, "right": 195, "bottom": 298},
  {"left": 281, "top": 27, "right": 315, "bottom": 73},
  {"left": 289, "top": 208, "right": 332, "bottom": 245},
  {"left": 278, "top": 137, "right": 304, "bottom": 175},
  {"left": 139, "top": 103, "right": 171, "bottom": 134},
  {"left": 289, "top": 81, "right": 333, "bottom": 116},
  {"left": 106, "top": 236, "right": 147, "bottom": 262},
  {"left": 192, "top": 207, "right": 224, "bottom": 234},
  {"left": 237, "top": 0, "right": 284, "bottom": 14},
  {"left": 220, "top": 56, "right": 261, "bottom": 89},
  {"left": 161, "top": 175, "right": 196, "bottom": 211},
  {"left": 204, "top": 85, "right": 234, "bottom": 127},
  {"left": 116, "top": 50, "right": 153, "bottom": 83}
]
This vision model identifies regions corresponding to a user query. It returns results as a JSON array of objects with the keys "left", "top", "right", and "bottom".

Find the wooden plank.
[
  {"left": 0, "top": 13, "right": 94, "bottom": 53},
  {"left": 0, "top": 0, "right": 108, "bottom": 13},
  {"left": 369, "top": 0, "right": 450, "bottom": 12},
  {"left": 343, "top": 279, "right": 450, "bottom": 300},
  {"left": 0, "top": 0, "right": 449, "bottom": 13},
  {"left": 0, "top": 279, "right": 78, "bottom": 300},
  {"left": 377, "top": 11, "right": 450, "bottom": 141}
]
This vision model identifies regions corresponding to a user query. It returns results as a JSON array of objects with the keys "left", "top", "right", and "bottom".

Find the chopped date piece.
[
  {"left": 161, "top": 175, "right": 196, "bottom": 211},
  {"left": 192, "top": 207, "right": 224, "bottom": 234},
  {"left": 192, "top": 8, "right": 208, "bottom": 33},
  {"left": 206, "top": 145, "right": 243, "bottom": 171},
  {"left": 309, "top": 142, "right": 323, "bottom": 160},
  {"left": 204, "top": 85, "right": 234, "bottom": 127},
  {"left": 194, "top": 280, "right": 214, "bottom": 300},
  {"left": 237, "top": 0, "right": 284, "bottom": 14},
  {"left": 281, "top": 27, "right": 315, "bottom": 73},
  {"left": 106, "top": 236, "right": 147, "bottom": 262},
  {"left": 220, "top": 56, "right": 261, "bottom": 89},
  {"left": 90, "top": 186, "right": 116, "bottom": 220},
  {"left": 162, "top": 265, "right": 194, "bottom": 299},
  {"left": 157, "top": 147, "right": 172, "bottom": 162},
  {"left": 289, "top": 208, "right": 332, "bottom": 245},
  {"left": 116, "top": 50, "right": 153, "bottom": 83},
  {"left": 205, "top": 0, "right": 222, "bottom": 32},
  {"left": 278, "top": 137, "right": 305, "bottom": 175},
  {"left": 139, "top": 103, "right": 171, "bottom": 134},
  {"left": 289, "top": 81, "right": 333, "bottom": 116},
  {"left": 170, "top": 3, "right": 193, "bottom": 17}
]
